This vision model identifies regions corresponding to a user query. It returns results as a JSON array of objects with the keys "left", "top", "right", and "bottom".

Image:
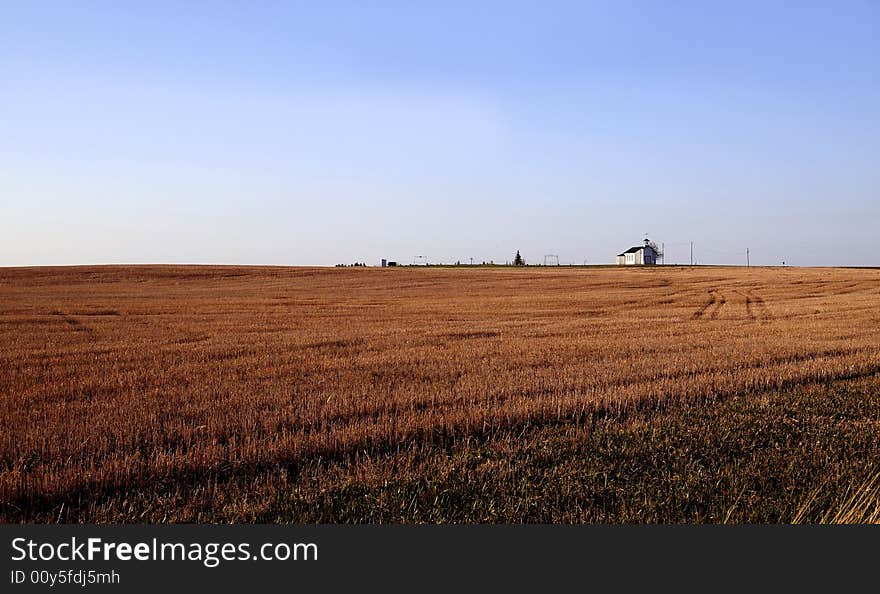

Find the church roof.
[{"left": 617, "top": 245, "right": 655, "bottom": 256}]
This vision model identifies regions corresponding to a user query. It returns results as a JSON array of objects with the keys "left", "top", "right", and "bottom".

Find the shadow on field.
[{"left": 8, "top": 374, "right": 880, "bottom": 523}]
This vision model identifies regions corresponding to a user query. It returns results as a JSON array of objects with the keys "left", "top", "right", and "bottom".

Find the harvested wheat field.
[{"left": 2, "top": 265, "right": 880, "bottom": 523}]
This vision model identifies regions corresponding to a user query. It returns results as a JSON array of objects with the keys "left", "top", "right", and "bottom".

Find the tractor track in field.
[
  {"left": 749, "top": 291, "right": 773, "bottom": 322},
  {"left": 692, "top": 291, "right": 716, "bottom": 319},
  {"left": 735, "top": 289, "right": 773, "bottom": 323},
  {"left": 708, "top": 291, "right": 726, "bottom": 319},
  {"left": 693, "top": 290, "right": 726, "bottom": 320}
]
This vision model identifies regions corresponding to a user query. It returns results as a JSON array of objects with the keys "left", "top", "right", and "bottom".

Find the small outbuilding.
[{"left": 616, "top": 239, "right": 658, "bottom": 265}]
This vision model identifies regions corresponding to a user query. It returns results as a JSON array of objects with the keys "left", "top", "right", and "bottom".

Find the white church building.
[{"left": 616, "top": 239, "right": 659, "bottom": 265}]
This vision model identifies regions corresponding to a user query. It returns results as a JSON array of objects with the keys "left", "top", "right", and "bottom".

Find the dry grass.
[
  {"left": 794, "top": 471, "right": 880, "bottom": 524},
  {"left": 1, "top": 264, "right": 879, "bottom": 522}
]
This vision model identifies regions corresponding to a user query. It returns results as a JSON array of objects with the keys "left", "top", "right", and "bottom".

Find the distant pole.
[
  {"left": 746, "top": 248, "right": 750, "bottom": 268},
  {"left": 662, "top": 243, "right": 665, "bottom": 265},
  {"left": 690, "top": 242, "right": 693, "bottom": 266}
]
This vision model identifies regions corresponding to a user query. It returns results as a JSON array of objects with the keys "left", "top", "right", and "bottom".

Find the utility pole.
[
  {"left": 662, "top": 243, "right": 665, "bottom": 265},
  {"left": 690, "top": 242, "right": 693, "bottom": 266},
  {"left": 746, "top": 248, "right": 750, "bottom": 268}
]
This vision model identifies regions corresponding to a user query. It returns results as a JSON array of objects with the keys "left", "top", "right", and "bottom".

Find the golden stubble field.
[{"left": 1, "top": 265, "right": 879, "bottom": 521}]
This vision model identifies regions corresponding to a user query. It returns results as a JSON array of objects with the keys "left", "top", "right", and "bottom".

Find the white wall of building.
[{"left": 617, "top": 246, "right": 657, "bottom": 265}]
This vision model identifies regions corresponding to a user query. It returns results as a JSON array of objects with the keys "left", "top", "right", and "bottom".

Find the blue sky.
[{"left": 2, "top": 1, "right": 878, "bottom": 266}]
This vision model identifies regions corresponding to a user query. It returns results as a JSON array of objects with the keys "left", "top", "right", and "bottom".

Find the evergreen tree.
[{"left": 513, "top": 250, "right": 525, "bottom": 266}]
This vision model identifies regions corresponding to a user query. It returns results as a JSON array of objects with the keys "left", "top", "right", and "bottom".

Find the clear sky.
[{"left": 2, "top": 1, "right": 878, "bottom": 267}]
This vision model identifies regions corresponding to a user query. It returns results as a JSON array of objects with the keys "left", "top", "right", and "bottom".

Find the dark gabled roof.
[{"left": 617, "top": 245, "right": 651, "bottom": 256}]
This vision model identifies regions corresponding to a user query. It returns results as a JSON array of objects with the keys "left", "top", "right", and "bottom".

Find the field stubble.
[{"left": 1, "top": 265, "right": 879, "bottom": 522}]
